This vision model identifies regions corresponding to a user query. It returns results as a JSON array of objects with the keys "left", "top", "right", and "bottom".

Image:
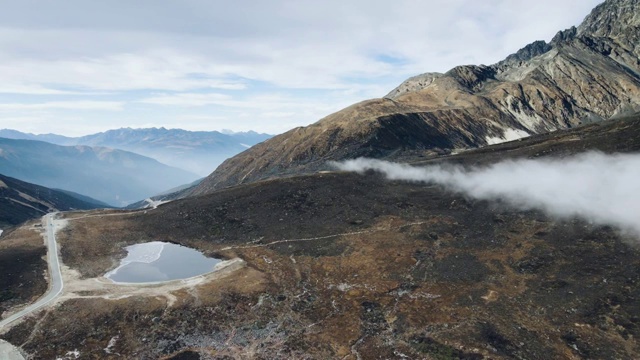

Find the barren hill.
[
  {"left": 3, "top": 113, "right": 640, "bottom": 359},
  {"left": 191, "top": 0, "right": 640, "bottom": 195}
]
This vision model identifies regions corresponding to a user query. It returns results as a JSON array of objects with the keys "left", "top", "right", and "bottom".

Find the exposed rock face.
[
  {"left": 192, "top": 0, "right": 640, "bottom": 195},
  {"left": 385, "top": 72, "right": 444, "bottom": 98}
]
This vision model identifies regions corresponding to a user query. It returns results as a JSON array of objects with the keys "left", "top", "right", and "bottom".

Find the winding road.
[{"left": 0, "top": 213, "right": 63, "bottom": 330}]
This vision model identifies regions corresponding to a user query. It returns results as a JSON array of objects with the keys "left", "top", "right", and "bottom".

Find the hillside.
[
  {"left": 0, "top": 173, "right": 105, "bottom": 229},
  {"left": 0, "top": 128, "right": 273, "bottom": 176},
  {"left": 2, "top": 113, "right": 640, "bottom": 359},
  {"left": 3, "top": 1, "right": 640, "bottom": 358},
  {"left": 0, "top": 138, "right": 199, "bottom": 206},
  {"left": 190, "top": 0, "right": 640, "bottom": 195}
]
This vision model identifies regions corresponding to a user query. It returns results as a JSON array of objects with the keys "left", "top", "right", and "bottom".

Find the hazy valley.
[
  {"left": 0, "top": 137, "right": 199, "bottom": 207},
  {"left": 0, "top": 128, "right": 272, "bottom": 176}
]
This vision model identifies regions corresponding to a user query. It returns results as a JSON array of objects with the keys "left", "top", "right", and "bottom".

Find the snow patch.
[
  {"left": 0, "top": 229, "right": 3, "bottom": 237},
  {"left": 485, "top": 128, "right": 530, "bottom": 145},
  {"left": 124, "top": 242, "right": 166, "bottom": 264},
  {"left": 104, "top": 336, "right": 119, "bottom": 354},
  {"left": 144, "top": 198, "right": 169, "bottom": 209},
  {"left": 328, "top": 283, "right": 354, "bottom": 292},
  {"left": 336, "top": 283, "right": 353, "bottom": 292},
  {"left": 240, "top": 143, "right": 251, "bottom": 148},
  {"left": 56, "top": 350, "right": 80, "bottom": 360},
  {"left": 105, "top": 242, "right": 166, "bottom": 278}
]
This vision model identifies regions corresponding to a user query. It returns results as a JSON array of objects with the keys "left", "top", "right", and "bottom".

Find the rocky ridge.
[{"left": 191, "top": 0, "right": 640, "bottom": 195}]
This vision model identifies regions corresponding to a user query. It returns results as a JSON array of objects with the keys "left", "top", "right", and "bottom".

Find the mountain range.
[
  {"left": 0, "top": 138, "right": 199, "bottom": 207},
  {"left": 3, "top": 1, "right": 640, "bottom": 359},
  {"left": 190, "top": 0, "right": 640, "bottom": 195},
  {"left": 5, "top": 112, "right": 640, "bottom": 359},
  {"left": 0, "top": 128, "right": 272, "bottom": 176}
]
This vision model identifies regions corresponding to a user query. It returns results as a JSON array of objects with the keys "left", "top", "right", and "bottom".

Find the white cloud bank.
[
  {"left": 332, "top": 153, "right": 640, "bottom": 237},
  {"left": 0, "top": 0, "right": 602, "bottom": 135}
]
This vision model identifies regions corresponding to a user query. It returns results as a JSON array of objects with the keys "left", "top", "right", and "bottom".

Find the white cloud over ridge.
[
  {"left": 0, "top": 0, "right": 603, "bottom": 135},
  {"left": 332, "top": 153, "right": 640, "bottom": 238}
]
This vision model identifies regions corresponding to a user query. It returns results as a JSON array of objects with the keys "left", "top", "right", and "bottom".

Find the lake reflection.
[{"left": 106, "top": 241, "right": 221, "bottom": 283}]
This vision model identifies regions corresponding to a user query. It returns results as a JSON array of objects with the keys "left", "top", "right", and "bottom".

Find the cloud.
[
  {"left": 0, "top": 1, "right": 603, "bottom": 92},
  {"left": 139, "top": 93, "right": 232, "bottom": 107},
  {"left": 0, "top": 50, "right": 247, "bottom": 92},
  {"left": 0, "top": 101, "right": 124, "bottom": 111},
  {"left": 0, "top": 0, "right": 603, "bottom": 134},
  {"left": 140, "top": 91, "right": 359, "bottom": 134},
  {"left": 331, "top": 153, "right": 640, "bottom": 237},
  {"left": 0, "top": 85, "right": 90, "bottom": 95}
]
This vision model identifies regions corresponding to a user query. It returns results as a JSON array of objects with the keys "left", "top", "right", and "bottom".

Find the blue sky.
[{"left": 0, "top": 0, "right": 602, "bottom": 136}]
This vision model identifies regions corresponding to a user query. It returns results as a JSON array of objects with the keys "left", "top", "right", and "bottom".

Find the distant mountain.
[
  {"left": 0, "top": 129, "right": 73, "bottom": 145},
  {"left": 0, "top": 128, "right": 273, "bottom": 176},
  {"left": 220, "top": 130, "right": 274, "bottom": 147},
  {"left": 0, "top": 173, "right": 106, "bottom": 229},
  {"left": 0, "top": 138, "right": 199, "bottom": 207},
  {"left": 190, "top": 0, "right": 640, "bottom": 195}
]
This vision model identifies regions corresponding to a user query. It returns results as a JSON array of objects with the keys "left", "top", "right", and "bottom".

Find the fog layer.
[{"left": 332, "top": 152, "right": 640, "bottom": 236}]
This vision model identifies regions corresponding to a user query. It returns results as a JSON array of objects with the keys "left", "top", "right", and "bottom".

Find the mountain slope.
[
  {"left": 191, "top": 0, "right": 640, "bottom": 195},
  {"left": 0, "top": 138, "right": 199, "bottom": 206},
  {"left": 7, "top": 114, "right": 640, "bottom": 359},
  {"left": 0, "top": 173, "right": 105, "bottom": 229},
  {"left": 0, "top": 128, "right": 273, "bottom": 176}
]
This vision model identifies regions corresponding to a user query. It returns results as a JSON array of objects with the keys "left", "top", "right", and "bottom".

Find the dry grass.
[
  {"left": 0, "top": 220, "right": 44, "bottom": 250},
  {"left": 0, "top": 220, "right": 47, "bottom": 317}
]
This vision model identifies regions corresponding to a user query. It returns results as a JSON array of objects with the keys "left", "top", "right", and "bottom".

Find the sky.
[{"left": 0, "top": 0, "right": 603, "bottom": 136}]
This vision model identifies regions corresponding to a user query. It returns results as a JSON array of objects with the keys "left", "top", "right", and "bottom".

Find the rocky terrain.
[
  {"left": 190, "top": 0, "right": 640, "bottom": 195},
  {"left": 1, "top": 113, "right": 639, "bottom": 359},
  {"left": 1, "top": 1, "right": 640, "bottom": 359}
]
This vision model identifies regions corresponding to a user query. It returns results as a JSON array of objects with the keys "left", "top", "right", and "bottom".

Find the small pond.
[{"left": 105, "top": 241, "right": 221, "bottom": 284}]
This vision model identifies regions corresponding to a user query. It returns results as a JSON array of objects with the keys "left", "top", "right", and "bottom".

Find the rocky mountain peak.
[
  {"left": 445, "top": 65, "right": 496, "bottom": 92},
  {"left": 550, "top": 26, "right": 577, "bottom": 44},
  {"left": 502, "top": 40, "right": 553, "bottom": 65},
  {"left": 385, "top": 72, "right": 443, "bottom": 99},
  {"left": 190, "top": 0, "right": 640, "bottom": 195},
  {"left": 577, "top": 0, "right": 640, "bottom": 38}
]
